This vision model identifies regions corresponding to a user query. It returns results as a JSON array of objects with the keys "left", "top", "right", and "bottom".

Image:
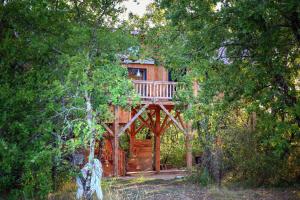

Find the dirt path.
[{"left": 103, "top": 177, "right": 299, "bottom": 200}]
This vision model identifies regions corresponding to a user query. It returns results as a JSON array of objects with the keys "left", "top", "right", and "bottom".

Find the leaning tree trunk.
[
  {"left": 84, "top": 91, "right": 95, "bottom": 200},
  {"left": 76, "top": 91, "right": 103, "bottom": 200}
]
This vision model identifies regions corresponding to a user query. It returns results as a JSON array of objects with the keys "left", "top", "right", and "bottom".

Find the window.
[{"left": 128, "top": 68, "right": 147, "bottom": 80}]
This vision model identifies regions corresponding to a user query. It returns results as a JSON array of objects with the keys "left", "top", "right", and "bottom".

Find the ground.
[
  {"left": 103, "top": 178, "right": 299, "bottom": 200},
  {"left": 49, "top": 172, "right": 299, "bottom": 200}
]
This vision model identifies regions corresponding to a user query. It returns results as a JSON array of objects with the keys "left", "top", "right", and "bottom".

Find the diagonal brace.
[
  {"left": 118, "top": 102, "right": 150, "bottom": 137},
  {"left": 158, "top": 102, "right": 187, "bottom": 135},
  {"left": 101, "top": 122, "right": 114, "bottom": 137}
]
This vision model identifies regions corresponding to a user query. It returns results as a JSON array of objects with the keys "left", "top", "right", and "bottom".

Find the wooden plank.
[
  {"left": 158, "top": 102, "right": 187, "bottom": 135},
  {"left": 177, "top": 112, "right": 187, "bottom": 129},
  {"left": 113, "top": 106, "right": 119, "bottom": 176},
  {"left": 159, "top": 114, "right": 169, "bottom": 133},
  {"left": 101, "top": 122, "right": 113, "bottom": 137},
  {"left": 137, "top": 115, "right": 155, "bottom": 133},
  {"left": 160, "top": 119, "right": 172, "bottom": 135},
  {"left": 132, "top": 108, "right": 155, "bottom": 133},
  {"left": 155, "top": 108, "right": 161, "bottom": 173},
  {"left": 160, "top": 112, "right": 179, "bottom": 135},
  {"left": 133, "top": 123, "right": 145, "bottom": 135},
  {"left": 147, "top": 110, "right": 155, "bottom": 127},
  {"left": 118, "top": 102, "right": 150, "bottom": 137},
  {"left": 129, "top": 134, "right": 135, "bottom": 157},
  {"left": 130, "top": 109, "right": 136, "bottom": 135},
  {"left": 186, "top": 122, "right": 193, "bottom": 171},
  {"left": 155, "top": 135, "right": 160, "bottom": 172}
]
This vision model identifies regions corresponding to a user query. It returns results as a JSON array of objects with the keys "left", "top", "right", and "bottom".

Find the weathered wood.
[
  {"left": 177, "top": 112, "right": 187, "bottom": 130},
  {"left": 127, "top": 139, "right": 153, "bottom": 172},
  {"left": 155, "top": 108, "right": 161, "bottom": 173},
  {"left": 129, "top": 110, "right": 136, "bottom": 156},
  {"left": 129, "top": 134, "right": 135, "bottom": 157},
  {"left": 132, "top": 80, "right": 178, "bottom": 100},
  {"left": 154, "top": 136, "right": 161, "bottom": 172},
  {"left": 133, "top": 123, "right": 145, "bottom": 135},
  {"left": 113, "top": 106, "right": 119, "bottom": 176},
  {"left": 158, "top": 102, "right": 187, "bottom": 135},
  {"left": 137, "top": 115, "right": 155, "bottom": 133},
  {"left": 186, "top": 121, "right": 193, "bottom": 171},
  {"left": 132, "top": 109, "right": 155, "bottom": 134},
  {"left": 133, "top": 108, "right": 155, "bottom": 133},
  {"left": 147, "top": 110, "right": 155, "bottom": 127},
  {"left": 185, "top": 104, "right": 194, "bottom": 172},
  {"left": 160, "top": 112, "right": 180, "bottom": 135},
  {"left": 118, "top": 102, "right": 150, "bottom": 137},
  {"left": 101, "top": 139, "right": 126, "bottom": 177},
  {"left": 123, "top": 63, "right": 168, "bottom": 81},
  {"left": 130, "top": 109, "right": 136, "bottom": 134},
  {"left": 159, "top": 114, "right": 169, "bottom": 133},
  {"left": 101, "top": 122, "right": 113, "bottom": 137}
]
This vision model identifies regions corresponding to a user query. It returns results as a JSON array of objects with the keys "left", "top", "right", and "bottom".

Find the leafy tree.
[
  {"left": 142, "top": 0, "right": 300, "bottom": 185},
  {"left": 0, "top": 0, "right": 137, "bottom": 199}
]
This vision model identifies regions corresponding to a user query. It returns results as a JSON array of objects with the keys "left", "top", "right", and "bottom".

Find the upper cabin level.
[{"left": 123, "top": 59, "right": 178, "bottom": 101}]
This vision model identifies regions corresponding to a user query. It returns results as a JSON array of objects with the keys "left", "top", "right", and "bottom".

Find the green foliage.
[
  {"left": 141, "top": 0, "right": 300, "bottom": 186},
  {"left": 188, "top": 167, "right": 213, "bottom": 186},
  {"left": 0, "top": 0, "right": 137, "bottom": 199},
  {"left": 160, "top": 126, "right": 186, "bottom": 168}
]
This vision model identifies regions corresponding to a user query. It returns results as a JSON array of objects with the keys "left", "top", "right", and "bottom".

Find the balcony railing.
[{"left": 133, "top": 80, "right": 178, "bottom": 100}]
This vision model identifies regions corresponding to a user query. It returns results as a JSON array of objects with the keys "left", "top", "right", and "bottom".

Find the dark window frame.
[{"left": 128, "top": 67, "right": 147, "bottom": 80}]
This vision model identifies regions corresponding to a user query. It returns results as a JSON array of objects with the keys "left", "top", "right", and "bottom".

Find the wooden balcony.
[{"left": 133, "top": 80, "right": 178, "bottom": 101}]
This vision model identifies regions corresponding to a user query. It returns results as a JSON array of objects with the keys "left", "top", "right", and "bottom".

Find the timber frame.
[
  {"left": 102, "top": 99, "right": 193, "bottom": 176},
  {"left": 99, "top": 61, "right": 196, "bottom": 177}
]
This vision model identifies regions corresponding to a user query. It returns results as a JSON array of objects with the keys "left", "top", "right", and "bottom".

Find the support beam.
[
  {"left": 160, "top": 112, "right": 180, "bottom": 135},
  {"left": 186, "top": 121, "right": 193, "bottom": 172},
  {"left": 137, "top": 115, "right": 155, "bottom": 133},
  {"left": 113, "top": 106, "right": 119, "bottom": 176},
  {"left": 159, "top": 114, "right": 169, "bottom": 133},
  {"left": 132, "top": 108, "right": 156, "bottom": 133},
  {"left": 147, "top": 110, "right": 155, "bottom": 127},
  {"left": 185, "top": 103, "right": 194, "bottom": 172},
  {"left": 154, "top": 134, "right": 160, "bottom": 173},
  {"left": 101, "top": 122, "right": 113, "bottom": 137},
  {"left": 133, "top": 112, "right": 154, "bottom": 135},
  {"left": 158, "top": 102, "right": 187, "bottom": 135},
  {"left": 130, "top": 109, "right": 136, "bottom": 135},
  {"left": 133, "top": 123, "right": 146, "bottom": 136},
  {"left": 129, "top": 133, "right": 135, "bottom": 157},
  {"left": 129, "top": 110, "right": 136, "bottom": 157},
  {"left": 118, "top": 102, "right": 150, "bottom": 137},
  {"left": 177, "top": 112, "right": 187, "bottom": 129},
  {"left": 154, "top": 108, "right": 161, "bottom": 173}
]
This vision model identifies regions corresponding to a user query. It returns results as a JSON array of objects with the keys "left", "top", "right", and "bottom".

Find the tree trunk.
[{"left": 84, "top": 90, "right": 96, "bottom": 200}]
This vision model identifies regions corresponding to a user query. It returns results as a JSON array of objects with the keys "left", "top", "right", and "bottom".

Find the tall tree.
[
  {"left": 0, "top": 0, "right": 137, "bottom": 199},
  {"left": 142, "top": 0, "right": 300, "bottom": 184}
]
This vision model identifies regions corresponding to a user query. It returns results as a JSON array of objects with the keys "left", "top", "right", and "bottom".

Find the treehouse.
[{"left": 98, "top": 59, "right": 194, "bottom": 177}]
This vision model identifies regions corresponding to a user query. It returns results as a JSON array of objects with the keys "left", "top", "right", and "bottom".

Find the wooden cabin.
[{"left": 97, "top": 59, "right": 194, "bottom": 177}]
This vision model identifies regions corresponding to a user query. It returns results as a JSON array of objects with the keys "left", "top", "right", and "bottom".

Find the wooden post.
[
  {"left": 129, "top": 134, "right": 135, "bottom": 157},
  {"left": 129, "top": 109, "right": 136, "bottom": 157},
  {"left": 113, "top": 106, "right": 119, "bottom": 176},
  {"left": 184, "top": 80, "right": 198, "bottom": 171},
  {"left": 186, "top": 102, "right": 193, "bottom": 172},
  {"left": 186, "top": 121, "right": 193, "bottom": 172},
  {"left": 155, "top": 108, "right": 161, "bottom": 173}
]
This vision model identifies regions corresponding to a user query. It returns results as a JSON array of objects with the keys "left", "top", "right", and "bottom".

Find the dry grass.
[{"left": 48, "top": 177, "right": 300, "bottom": 200}]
